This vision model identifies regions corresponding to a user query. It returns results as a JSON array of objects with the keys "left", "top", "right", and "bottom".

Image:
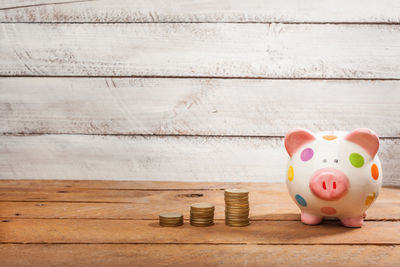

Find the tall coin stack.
[
  {"left": 224, "top": 189, "right": 250, "bottom": 227},
  {"left": 159, "top": 212, "right": 184, "bottom": 227},
  {"left": 190, "top": 202, "right": 215, "bottom": 227}
]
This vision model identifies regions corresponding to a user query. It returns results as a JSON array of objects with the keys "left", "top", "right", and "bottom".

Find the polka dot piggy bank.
[{"left": 284, "top": 128, "right": 382, "bottom": 227}]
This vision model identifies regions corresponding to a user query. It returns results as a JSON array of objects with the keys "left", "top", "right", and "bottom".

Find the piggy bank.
[{"left": 284, "top": 128, "right": 382, "bottom": 227}]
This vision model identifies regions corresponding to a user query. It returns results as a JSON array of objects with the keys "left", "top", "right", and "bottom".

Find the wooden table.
[{"left": 1, "top": 180, "right": 399, "bottom": 266}]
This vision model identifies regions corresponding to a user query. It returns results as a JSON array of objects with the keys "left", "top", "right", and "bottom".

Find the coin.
[
  {"left": 224, "top": 189, "right": 249, "bottom": 194},
  {"left": 190, "top": 202, "right": 214, "bottom": 227},
  {"left": 159, "top": 212, "right": 184, "bottom": 227},
  {"left": 191, "top": 202, "right": 215, "bottom": 209},
  {"left": 224, "top": 189, "right": 250, "bottom": 227}
]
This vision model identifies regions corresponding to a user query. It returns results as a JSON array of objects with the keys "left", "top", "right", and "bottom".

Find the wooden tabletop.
[{"left": 1, "top": 180, "right": 399, "bottom": 266}]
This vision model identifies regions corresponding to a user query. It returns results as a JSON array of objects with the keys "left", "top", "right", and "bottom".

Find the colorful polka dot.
[
  {"left": 371, "top": 164, "right": 379, "bottom": 180},
  {"left": 349, "top": 153, "right": 364, "bottom": 168},
  {"left": 287, "top": 166, "right": 294, "bottom": 181},
  {"left": 320, "top": 207, "right": 337, "bottom": 215},
  {"left": 365, "top": 192, "right": 376, "bottom": 206},
  {"left": 295, "top": 194, "right": 307, "bottom": 207},
  {"left": 323, "top": 135, "right": 337, "bottom": 141},
  {"left": 301, "top": 148, "right": 314, "bottom": 161}
]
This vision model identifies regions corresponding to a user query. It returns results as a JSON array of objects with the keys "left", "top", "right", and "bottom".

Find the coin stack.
[
  {"left": 190, "top": 202, "right": 215, "bottom": 227},
  {"left": 224, "top": 189, "right": 250, "bottom": 227},
  {"left": 159, "top": 212, "right": 184, "bottom": 227}
]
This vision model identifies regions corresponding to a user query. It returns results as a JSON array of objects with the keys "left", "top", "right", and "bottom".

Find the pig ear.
[
  {"left": 285, "top": 128, "right": 316, "bottom": 157},
  {"left": 344, "top": 128, "right": 379, "bottom": 158}
]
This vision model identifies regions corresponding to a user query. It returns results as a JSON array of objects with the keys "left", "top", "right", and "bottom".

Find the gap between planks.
[
  {"left": 1, "top": 218, "right": 399, "bottom": 222},
  {"left": 1, "top": 75, "right": 400, "bottom": 80},
  {"left": 2, "top": 22, "right": 400, "bottom": 25},
  {"left": 0, "top": 243, "right": 398, "bottom": 246},
  {"left": 2, "top": 133, "right": 399, "bottom": 140}
]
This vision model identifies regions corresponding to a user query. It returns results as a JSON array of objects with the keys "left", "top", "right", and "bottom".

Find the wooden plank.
[
  {"left": 0, "top": 180, "right": 399, "bottom": 196},
  {"left": 0, "top": 134, "right": 285, "bottom": 182},
  {"left": 1, "top": 24, "right": 399, "bottom": 78},
  {"left": 1, "top": 180, "right": 399, "bottom": 193},
  {"left": 1, "top": 219, "right": 399, "bottom": 244},
  {"left": 0, "top": 179, "right": 237, "bottom": 190},
  {"left": 1, "top": 135, "right": 400, "bottom": 185},
  {"left": 0, "top": 201, "right": 300, "bottom": 220},
  {"left": 0, "top": 186, "right": 398, "bottom": 220},
  {"left": 1, "top": 244, "right": 400, "bottom": 267},
  {"left": 0, "top": 0, "right": 399, "bottom": 23},
  {"left": 2, "top": 78, "right": 400, "bottom": 137}
]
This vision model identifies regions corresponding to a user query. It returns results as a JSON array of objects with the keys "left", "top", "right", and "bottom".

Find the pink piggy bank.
[{"left": 284, "top": 128, "right": 382, "bottom": 227}]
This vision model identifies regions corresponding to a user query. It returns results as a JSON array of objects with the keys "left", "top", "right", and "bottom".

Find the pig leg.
[
  {"left": 301, "top": 211, "right": 323, "bottom": 225},
  {"left": 363, "top": 211, "right": 367, "bottom": 218},
  {"left": 340, "top": 216, "right": 364, "bottom": 227}
]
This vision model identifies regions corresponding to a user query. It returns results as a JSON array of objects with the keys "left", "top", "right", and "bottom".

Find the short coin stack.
[
  {"left": 159, "top": 212, "right": 184, "bottom": 227},
  {"left": 224, "top": 189, "right": 250, "bottom": 227},
  {"left": 190, "top": 202, "right": 215, "bottom": 227}
]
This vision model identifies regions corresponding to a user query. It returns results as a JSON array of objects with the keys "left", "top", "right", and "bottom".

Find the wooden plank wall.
[{"left": 0, "top": 0, "right": 399, "bottom": 185}]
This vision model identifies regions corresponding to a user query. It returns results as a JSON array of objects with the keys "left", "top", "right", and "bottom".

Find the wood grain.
[
  {"left": 0, "top": 180, "right": 399, "bottom": 266},
  {"left": 0, "top": 0, "right": 398, "bottom": 263},
  {"left": 0, "top": 0, "right": 399, "bottom": 23},
  {"left": 0, "top": 179, "right": 238, "bottom": 190},
  {"left": 1, "top": 244, "right": 399, "bottom": 267},
  {"left": 0, "top": 0, "right": 85, "bottom": 10},
  {"left": 1, "top": 201, "right": 396, "bottom": 221},
  {"left": 2, "top": 78, "right": 399, "bottom": 137},
  {"left": 1, "top": 218, "right": 400, "bottom": 244},
  {"left": 0, "top": 185, "right": 398, "bottom": 220},
  {"left": 1, "top": 135, "right": 400, "bottom": 185},
  {"left": 0, "top": 134, "right": 284, "bottom": 182},
  {"left": 1, "top": 24, "right": 399, "bottom": 78},
  {"left": 1, "top": 179, "right": 397, "bottom": 191}
]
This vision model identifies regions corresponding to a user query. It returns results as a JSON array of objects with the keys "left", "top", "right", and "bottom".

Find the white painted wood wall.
[{"left": 1, "top": 0, "right": 399, "bottom": 185}]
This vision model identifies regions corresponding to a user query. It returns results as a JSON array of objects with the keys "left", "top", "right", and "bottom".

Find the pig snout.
[{"left": 309, "top": 168, "right": 349, "bottom": 201}]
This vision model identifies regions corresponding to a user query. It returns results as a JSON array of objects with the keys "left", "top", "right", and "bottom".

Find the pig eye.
[
  {"left": 323, "top": 159, "right": 327, "bottom": 163},
  {"left": 334, "top": 159, "right": 338, "bottom": 163}
]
